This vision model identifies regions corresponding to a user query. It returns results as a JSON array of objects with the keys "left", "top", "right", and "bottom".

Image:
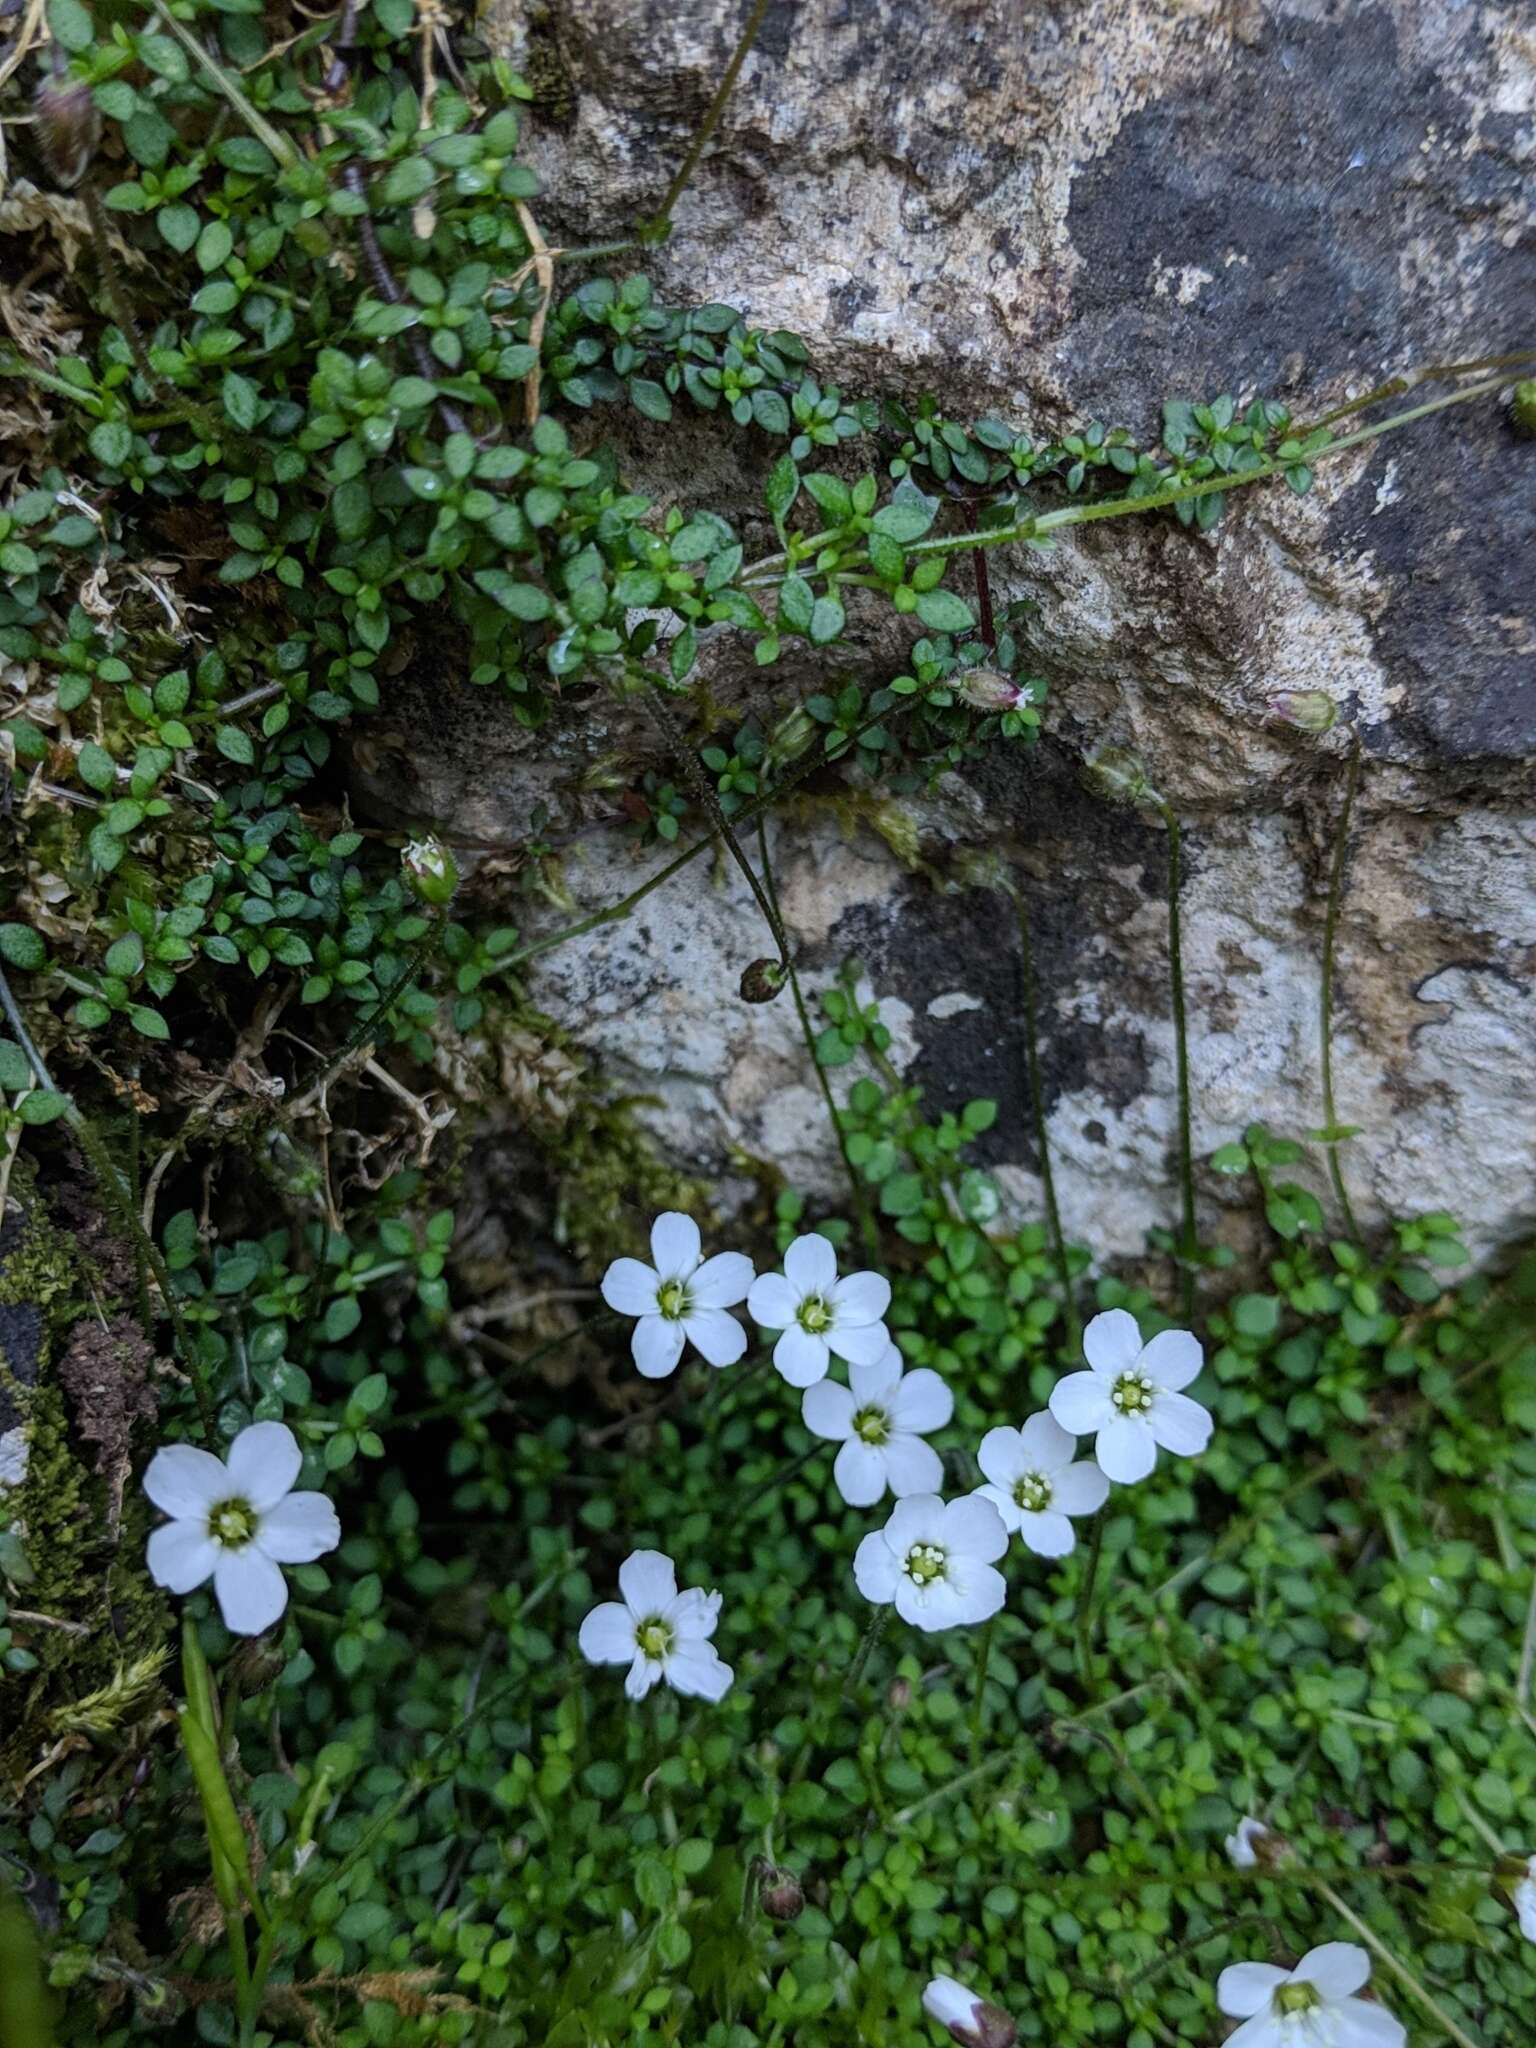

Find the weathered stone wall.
[{"left": 379, "top": 0, "right": 1535, "bottom": 1265}]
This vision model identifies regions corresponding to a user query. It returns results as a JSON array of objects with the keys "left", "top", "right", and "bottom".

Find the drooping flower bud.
[
  {"left": 1224, "top": 1815, "right": 1294, "bottom": 1870},
  {"left": 1270, "top": 690, "right": 1339, "bottom": 733},
  {"left": 1082, "top": 746, "right": 1156, "bottom": 810},
  {"left": 401, "top": 834, "right": 458, "bottom": 906},
  {"left": 739, "top": 956, "right": 788, "bottom": 1003},
  {"left": 34, "top": 60, "right": 100, "bottom": 190},
  {"left": 766, "top": 705, "right": 817, "bottom": 768},
  {"left": 955, "top": 668, "right": 1035, "bottom": 714},
  {"left": 922, "top": 1975, "right": 1017, "bottom": 2048},
  {"left": 1435, "top": 1660, "right": 1485, "bottom": 1703},
  {"left": 756, "top": 1862, "right": 804, "bottom": 1921},
  {"left": 1510, "top": 380, "right": 1536, "bottom": 438}
]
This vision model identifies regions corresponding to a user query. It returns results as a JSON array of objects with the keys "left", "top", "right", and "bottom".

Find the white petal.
[
  {"left": 783, "top": 1232, "right": 837, "bottom": 1295},
  {"left": 826, "top": 1317, "right": 890, "bottom": 1366},
  {"left": 1048, "top": 1371, "right": 1115, "bottom": 1435},
  {"left": 1017, "top": 1509, "right": 1075, "bottom": 1558},
  {"left": 940, "top": 1493, "right": 1008, "bottom": 1563},
  {"left": 668, "top": 1587, "right": 721, "bottom": 1640},
  {"left": 143, "top": 1443, "right": 229, "bottom": 1519},
  {"left": 889, "top": 1366, "right": 952, "bottom": 1436},
  {"left": 922, "top": 1978, "right": 978, "bottom": 2028},
  {"left": 619, "top": 1550, "right": 678, "bottom": 1615},
  {"left": 225, "top": 1421, "right": 302, "bottom": 1511},
  {"left": 146, "top": 1520, "right": 218, "bottom": 1595},
  {"left": 1140, "top": 1326, "right": 1203, "bottom": 1391},
  {"left": 624, "top": 1652, "right": 662, "bottom": 1701},
  {"left": 801, "top": 1379, "right": 856, "bottom": 1441},
  {"left": 1082, "top": 1307, "right": 1143, "bottom": 1374},
  {"left": 831, "top": 1269, "right": 891, "bottom": 1325},
  {"left": 1149, "top": 1389, "right": 1213, "bottom": 1458},
  {"left": 1226, "top": 1818, "right": 1268, "bottom": 1869},
  {"left": 1223, "top": 2018, "right": 1285, "bottom": 2048},
  {"left": 1517, "top": 1875, "right": 1536, "bottom": 1942},
  {"left": 883, "top": 1494, "right": 946, "bottom": 1553},
  {"left": 1294, "top": 1943, "right": 1371, "bottom": 2000},
  {"left": 632, "top": 1315, "right": 686, "bottom": 1379},
  {"left": 1051, "top": 1460, "right": 1111, "bottom": 1517},
  {"left": 1018, "top": 1410, "right": 1076, "bottom": 1471},
  {"left": 976, "top": 1426, "right": 1025, "bottom": 1489},
  {"left": 974, "top": 1481, "right": 1023, "bottom": 1533},
  {"left": 746, "top": 1271, "right": 799, "bottom": 1329},
  {"left": 579, "top": 1601, "right": 637, "bottom": 1665},
  {"left": 255, "top": 1491, "right": 339, "bottom": 1563},
  {"left": 1217, "top": 1962, "right": 1289, "bottom": 2019},
  {"left": 689, "top": 1250, "right": 753, "bottom": 1307},
  {"left": 853, "top": 1529, "right": 899, "bottom": 1603},
  {"left": 649, "top": 1211, "right": 701, "bottom": 1278},
  {"left": 773, "top": 1324, "right": 830, "bottom": 1388},
  {"left": 682, "top": 1307, "right": 746, "bottom": 1367},
  {"left": 212, "top": 1547, "right": 289, "bottom": 1635},
  {"left": 832, "top": 1438, "right": 889, "bottom": 1506},
  {"left": 917, "top": 1557, "right": 1006, "bottom": 1630},
  {"left": 1335, "top": 1999, "right": 1406, "bottom": 2048},
  {"left": 1095, "top": 1414, "right": 1158, "bottom": 1484},
  {"left": 881, "top": 1434, "right": 943, "bottom": 1498},
  {"left": 848, "top": 1346, "right": 903, "bottom": 1406},
  {"left": 664, "top": 1642, "right": 733, "bottom": 1701},
  {"left": 601, "top": 1257, "right": 659, "bottom": 1316}
]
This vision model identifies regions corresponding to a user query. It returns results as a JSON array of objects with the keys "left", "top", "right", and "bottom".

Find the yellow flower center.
[
  {"left": 1111, "top": 1371, "right": 1153, "bottom": 1415},
  {"left": 656, "top": 1280, "right": 691, "bottom": 1321},
  {"left": 903, "top": 1542, "right": 947, "bottom": 1587},
  {"left": 635, "top": 1616, "right": 673, "bottom": 1661},
  {"left": 798, "top": 1294, "right": 832, "bottom": 1335},
  {"left": 1013, "top": 1472, "right": 1052, "bottom": 1512},
  {"left": 209, "top": 1498, "right": 257, "bottom": 1547},
  {"left": 853, "top": 1405, "right": 890, "bottom": 1446},
  {"left": 1276, "top": 1982, "right": 1322, "bottom": 2016}
]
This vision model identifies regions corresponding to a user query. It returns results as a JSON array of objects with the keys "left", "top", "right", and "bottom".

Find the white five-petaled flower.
[
  {"left": 143, "top": 1421, "right": 340, "bottom": 1636},
  {"left": 1048, "top": 1308, "right": 1212, "bottom": 1484},
  {"left": 578, "top": 1549, "right": 733, "bottom": 1702},
  {"left": 1216, "top": 1942, "right": 1405, "bottom": 2048},
  {"left": 923, "top": 1974, "right": 1017, "bottom": 2047},
  {"left": 1514, "top": 1854, "right": 1536, "bottom": 1943},
  {"left": 853, "top": 1494, "right": 1007, "bottom": 1632},
  {"left": 1226, "top": 1816, "right": 1272, "bottom": 1869},
  {"left": 801, "top": 1345, "right": 953, "bottom": 1506},
  {"left": 747, "top": 1232, "right": 891, "bottom": 1388},
  {"left": 973, "top": 1412, "right": 1108, "bottom": 1557},
  {"left": 601, "top": 1212, "right": 754, "bottom": 1379}
]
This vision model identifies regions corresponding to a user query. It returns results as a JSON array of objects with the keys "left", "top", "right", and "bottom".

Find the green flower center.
[
  {"left": 1111, "top": 1371, "right": 1153, "bottom": 1416},
  {"left": 656, "top": 1280, "right": 691, "bottom": 1321},
  {"left": 797, "top": 1294, "right": 832, "bottom": 1335},
  {"left": 635, "top": 1616, "right": 674, "bottom": 1661},
  {"left": 1013, "top": 1471, "right": 1052, "bottom": 1513},
  {"left": 852, "top": 1405, "right": 890, "bottom": 1446},
  {"left": 209, "top": 1498, "right": 257, "bottom": 1547},
  {"left": 903, "top": 1542, "right": 947, "bottom": 1587},
  {"left": 1275, "top": 1982, "right": 1322, "bottom": 2016}
]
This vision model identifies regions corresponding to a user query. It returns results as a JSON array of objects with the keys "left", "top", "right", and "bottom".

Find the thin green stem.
[
  {"left": 149, "top": 0, "right": 299, "bottom": 166},
  {"left": 1315, "top": 1880, "right": 1481, "bottom": 2048},
  {"left": 1453, "top": 1783, "right": 1506, "bottom": 1860},
  {"left": 741, "top": 1436, "right": 825, "bottom": 1518},
  {"left": 1519, "top": 1565, "right": 1536, "bottom": 1711},
  {"left": 1075, "top": 1512, "right": 1108, "bottom": 1686},
  {"left": 968, "top": 1618, "right": 995, "bottom": 1768},
  {"left": 844, "top": 1605, "right": 891, "bottom": 1699},
  {"left": 1159, "top": 804, "right": 1198, "bottom": 1320},
  {"left": 1011, "top": 888, "right": 1078, "bottom": 1350},
  {"left": 645, "top": 0, "right": 772, "bottom": 235},
  {"left": 1319, "top": 737, "right": 1363, "bottom": 1239},
  {"left": 893, "top": 1747, "right": 1014, "bottom": 1826},
  {"left": 1298, "top": 350, "right": 1536, "bottom": 434}
]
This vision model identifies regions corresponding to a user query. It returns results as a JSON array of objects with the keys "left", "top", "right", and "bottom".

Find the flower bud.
[
  {"left": 1082, "top": 746, "right": 1156, "bottom": 810},
  {"left": 1511, "top": 381, "right": 1536, "bottom": 438},
  {"left": 739, "top": 956, "right": 787, "bottom": 1003},
  {"left": 955, "top": 668, "right": 1034, "bottom": 714},
  {"left": 34, "top": 63, "right": 100, "bottom": 190},
  {"left": 887, "top": 1675, "right": 913, "bottom": 1710},
  {"left": 401, "top": 834, "right": 458, "bottom": 906},
  {"left": 1270, "top": 690, "right": 1339, "bottom": 733},
  {"left": 1435, "top": 1660, "right": 1485, "bottom": 1703},
  {"left": 922, "top": 1976, "right": 1017, "bottom": 2048},
  {"left": 766, "top": 705, "right": 817, "bottom": 767},
  {"left": 1224, "top": 1815, "right": 1294, "bottom": 1870},
  {"left": 227, "top": 1634, "right": 287, "bottom": 1695},
  {"left": 756, "top": 1862, "right": 804, "bottom": 1921}
]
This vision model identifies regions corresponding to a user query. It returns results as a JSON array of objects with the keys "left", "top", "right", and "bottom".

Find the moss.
[{"left": 523, "top": 5, "right": 579, "bottom": 129}]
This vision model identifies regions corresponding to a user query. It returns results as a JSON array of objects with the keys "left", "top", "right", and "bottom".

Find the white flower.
[
  {"left": 144, "top": 1422, "right": 340, "bottom": 1636},
  {"left": 853, "top": 1493, "right": 1007, "bottom": 1632},
  {"left": 1048, "top": 1308, "right": 1212, "bottom": 1484},
  {"left": 1216, "top": 1942, "right": 1405, "bottom": 2048},
  {"left": 923, "top": 1974, "right": 1016, "bottom": 2047},
  {"left": 1515, "top": 1855, "right": 1536, "bottom": 1943},
  {"left": 973, "top": 1413, "right": 1108, "bottom": 1557},
  {"left": 1226, "top": 1816, "right": 1272, "bottom": 1869},
  {"left": 578, "top": 1549, "right": 733, "bottom": 1702},
  {"left": 747, "top": 1232, "right": 891, "bottom": 1388},
  {"left": 801, "top": 1345, "right": 952, "bottom": 1505},
  {"left": 601, "top": 1212, "right": 754, "bottom": 1379}
]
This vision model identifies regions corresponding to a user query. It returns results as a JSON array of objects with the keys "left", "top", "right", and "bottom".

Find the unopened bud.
[
  {"left": 1271, "top": 690, "right": 1339, "bottom": 733},
  {"left": 922, "top": 1976, "right": 1016, "bottom": 2048},
  {"left": 739, "top": 956, "right": 788, "bottom": 1003},
  {"left": 756, "top": 1862, "right": 804, "bottom": 1921},
  {"left": 1511, "top": 381, "right": 1536, "bottom": 437},
  {"left": 1436, "top": 1661, "right": 1485, "bottom": 1703},
  {"left": 581, "top": 752, "right": 629, "bottom": 792},
  {"left": 227, "top": 1635, "right": 287, "bottom": 1695},
  {"left": 955, "top": 667, "right": 1035, "bottom": 714},
  {"left": 887, "top": 1676, "right": 913, "bottom": 1710},
  {"left": 401, "top": 834, "right": 458, "bottom": 906},
  {"left": 1082, "top": 746, "right": 1156, "bottom": 810},
  {"left": 34, "top": 62, "right": 100, "bottom": 189},
  {"left": 1225, "top": 1816, "right": 1294, "bottom": 1871},
  {"left": 766, "top": 706, "right": 817, "bottom": 767}
]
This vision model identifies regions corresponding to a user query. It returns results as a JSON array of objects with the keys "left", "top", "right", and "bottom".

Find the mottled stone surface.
[{"left": 385, "top": 0, "right": 1536, "bottom": 1264}]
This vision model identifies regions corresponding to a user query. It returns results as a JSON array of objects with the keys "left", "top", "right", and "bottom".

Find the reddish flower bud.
[
  {"left": 1270, "top": 690, "right": 1339, "bottom": 733},
  {"left": 739, "top": 957, "right": 788, "bottom": 1003},
  {"left": 923, "top": 1976, "right": 1017, "bottom": 2048},
  {"left": 34, "top": 64, "right": 100, "bottom": 190}
]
